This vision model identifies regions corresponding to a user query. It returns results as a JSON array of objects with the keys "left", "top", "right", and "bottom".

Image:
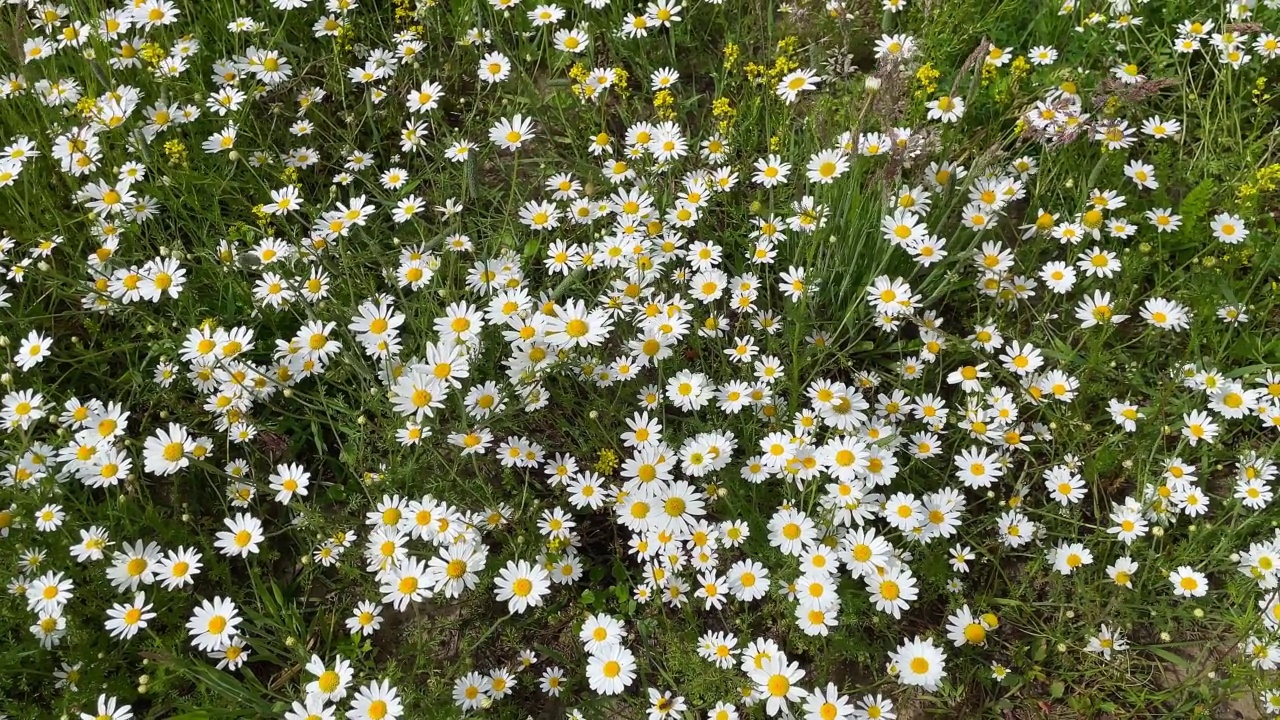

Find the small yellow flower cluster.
[
  {"left": 335, "top": 24, "right": 355, "bottom": 52},
  {"left": 914, "top": 63, "right": 940, "bottom": 98},
  {"left": 1253, "top": 77, "right": 1272, "bottom": 105},
  {"left": 569, "top": 66, "right": 628, "bottom": 99},
  {"left": 770, "top": 54, "right": 799, "bottom": 81},
  {"left": 163, "top": 139, "right": 188, "bottom": 167},
  {"left": 980, "top": 61, "right": 998, "bottom": 86},
  {"left": 1236, "top": 163, "right": 1280, "bottom": 208},
  {"left": 593, "top": 448, "right": 618, "bottom": 475},
  {"left": 74, "top": 97, "right": 98, "bottom": 118},
  {"left": 393, "top": 0, "right": 415, "bottom": 25},
  {"left": 251, "top": 204, "right": 271, "bottom": 228},
  {"left": 723, "top": 42, "right": 740, "bottom": 71},
  {"left": 712, "top": 97, "right": 736, "bottom": 133},
  {"left": 743, "top": 38, "right": 799, "bottom": 86},
  {"left": 281, "top": 166, "right": 300, "bottom": 184},
  {"left": 140, "top": 42, "right": 167, "bottom": 66},
  {"left": 1198, "top": 245, "right": 1256, "bottom": 271},
  {"left": 994, "top": 57, "right": 1031, "bottom": 104},
  {"left": 653, "top": 89, "right": 675, "bottom": 120},
  {"left": 568, "top": 62, "right": 590, "bottom": 100}
]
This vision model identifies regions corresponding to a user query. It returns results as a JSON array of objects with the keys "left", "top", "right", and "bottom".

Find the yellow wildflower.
[
  {"left": 140, "top": 42, "right": 166, "bottom": 66},
  {"left": 594, "top": 448, "right": 619, "bottom": 475},
  {"left": 914, "top": 63, "right": 940, "bottom": 97},
  {"left": 163, "top": 139, "right": 188, "bottom": 167},
  {"left": 723, "top": 42, "right": 740, "bottom": 70}
]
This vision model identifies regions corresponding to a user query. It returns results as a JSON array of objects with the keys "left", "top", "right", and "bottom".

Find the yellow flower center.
[{"left": 767, "top": 675, "right": 790, "bottom": 697}]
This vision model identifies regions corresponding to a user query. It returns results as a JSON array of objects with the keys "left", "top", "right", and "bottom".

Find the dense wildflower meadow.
[{"left": 2, "top": 0, "right": 1280, "bottom": 717}]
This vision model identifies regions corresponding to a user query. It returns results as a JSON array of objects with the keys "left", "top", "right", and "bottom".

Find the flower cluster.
[{"left": 3, "top": 0, "right": 1280, "bottom": 717}]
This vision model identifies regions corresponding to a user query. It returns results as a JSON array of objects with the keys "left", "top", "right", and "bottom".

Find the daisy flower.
[
  {"left": 494, "top": 560, "right": 551, "bottom": 613},
  {"left": 890, "top": 635, "right": 947, "bottom": 691}
]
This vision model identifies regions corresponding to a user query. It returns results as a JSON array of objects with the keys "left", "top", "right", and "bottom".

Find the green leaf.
[
  {"left": 176, "top": 663, "right": 276, "bottom": 714},
  {"left": 272, "top": 580, "right": 287, "bottom": 612},
  {"left": 1148, "top": 646, "right": 1194, "bottom": 669},
  {"left": 534, "top": 643, "right": 570, "bottom": 666},
  {"left": 522, "top": 237, "right": 540, "bottom": 262},
  {"left": 612, "top": 561, "right": 630, "bottom": 584}
]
